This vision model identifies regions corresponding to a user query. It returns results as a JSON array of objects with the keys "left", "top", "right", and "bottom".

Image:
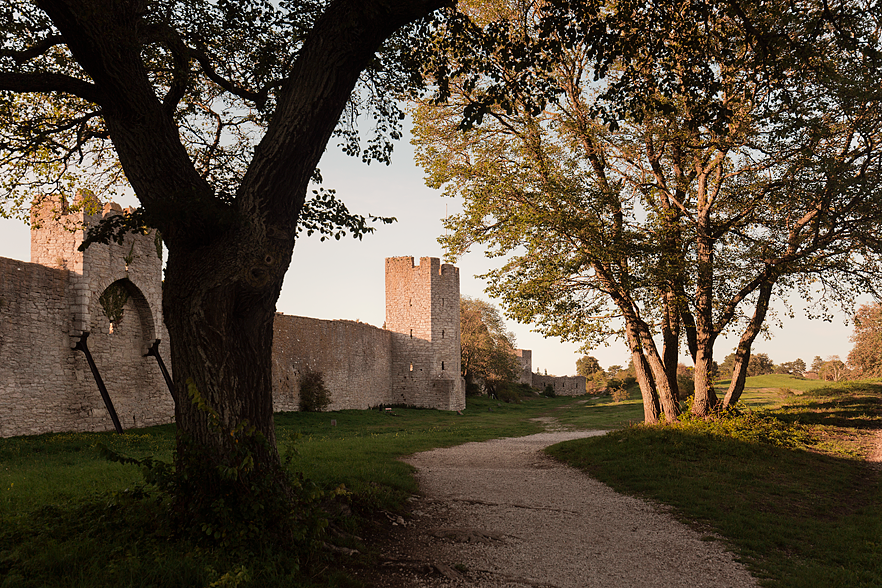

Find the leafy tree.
[
  {"left": 811, "top": 356, "right": 826, "bottom": 374},
  {"left": 677, "top": 364, "right": 695, "bottom": 400},
  {"left": 746, "top": 353, "right": 775, "bottom": 377},
  {"left": 818, "top": 356, "right": 849, "bottom": 382},
  {"left": 298, "top": 369, "right": 332, "bottom": 412},
  {"left": 576, "top": 355, "right": 603, "bottom": 378},
  {"left": 0, "top": 0, "right": 450, "bottom": 536},
  {"left": 413, "top": 0, "right": 882, "bottom": 421},
  {"left": 775, "top": 359, "right": 806, "bottom": 376},
  {"left": 460, "top": 296, "right": 520, "bottom": 396},
  {"left": 847, "top": 303, "right": 882, "bottom": 378},
  {"left": 605, "top": 364, "right": 623, "bottom": 379},
  {"left": 720, "top": 353, "right": 737, "bottom": 377}
]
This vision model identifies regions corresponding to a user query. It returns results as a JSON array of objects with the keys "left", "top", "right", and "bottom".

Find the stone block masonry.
[
  {"left": 385, "top": 257, "right": 465, "bottom": 411},
  {"left": 1, "top": 195, "right": 173, "bottom": 437},
  {"left": 272, "top": 315, "right": 393, "bottom": 411},
  {"left": 532, "top": 373, "right": 587, "bottom": 397},
  {"left": 0, "top": 196, "right": 466, "bottom": 436}
]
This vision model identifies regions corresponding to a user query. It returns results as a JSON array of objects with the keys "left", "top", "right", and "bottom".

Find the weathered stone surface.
[
  {"left": 1, "top": 196, "right": 173, "bottom": 437},
  {"left": 1, "top": 202, "right": 468, "bottom": 437}
]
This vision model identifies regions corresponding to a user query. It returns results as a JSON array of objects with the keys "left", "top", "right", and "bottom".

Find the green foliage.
[
  {"left": 676, "top": 364, "right": 695, "bottom": 399},
  {"left": 542, "top": 384, "right": 556, "bottom": 398},
  {"left": 775, "top": 358, "right": 807, "bottom": 376},
  {"left": 747, "top": 353, "right": 775, "bottom": 377},
  {"left": 848, "top": 302, "right": 882, "bottom": 378},
  {"left": 414, "top": 0, "right": 882, "bottom": 418},
  {"left": 460, "top": 297, "right": 520, "bottom": 395},
  {"left": 674, "top": 405, "right": 814, "bottom": 449},
  {"left": 610, "top": 385, "right": 629, "bottom": 403},
  {"left": 299, "top": 369, "right": 332, "bottom": 413},
  {"left": 97, "top": 281, "right": 129, "bottom": 324},
  {"left": 575, "top": 355, "right": 603, "bottom": 378},
  {"left": 586, "top": 371, "right": 608, "bottom": 393}
]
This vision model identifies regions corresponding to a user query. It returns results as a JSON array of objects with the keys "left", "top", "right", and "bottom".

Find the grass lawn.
[
  {"left": 1, "top": 377, "right": 879, "bottom": 587},
  {"left": 547, "top": 376, "right": 882, "bottom": 588}
]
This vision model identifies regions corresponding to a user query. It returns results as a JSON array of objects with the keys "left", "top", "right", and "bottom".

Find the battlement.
[
  {"left": 30, "top": 193, "right": 142, "bottom": 271},
  {"left": 384, "top": 256, "right": 464, "bottom": 410}
]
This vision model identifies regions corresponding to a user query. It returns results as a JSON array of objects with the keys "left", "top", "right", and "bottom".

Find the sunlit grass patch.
[{"left": 546, "top": 381, "right": 882, "bottom": 588}]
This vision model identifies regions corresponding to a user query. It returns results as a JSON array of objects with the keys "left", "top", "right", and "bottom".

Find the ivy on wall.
[{"left": 99, "top": 281, "right": 129, "bottom": 324}]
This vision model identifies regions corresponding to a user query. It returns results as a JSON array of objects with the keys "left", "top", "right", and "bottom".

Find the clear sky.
[{"left": 0, "top": 124, "right": 867, "bottom": 376}]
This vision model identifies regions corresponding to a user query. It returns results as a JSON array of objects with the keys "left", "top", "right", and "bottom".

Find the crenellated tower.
[{"left": 385, "top": 256, "right": 464, "bottom": 410}]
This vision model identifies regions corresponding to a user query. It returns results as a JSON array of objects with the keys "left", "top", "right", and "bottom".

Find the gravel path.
[{"left": 357, "top": 429, "right": 759, "bottom": 587}]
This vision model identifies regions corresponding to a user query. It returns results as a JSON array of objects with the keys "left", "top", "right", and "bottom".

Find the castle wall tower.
[
  {"left": 0, "top": 194, "right": 174, "bottom": 436},
  {"left": 515, "top": 349, "right": 533, "bottom": 387},
  {"left": 385, "top": 257, "right": 464, "bottom": 410}
]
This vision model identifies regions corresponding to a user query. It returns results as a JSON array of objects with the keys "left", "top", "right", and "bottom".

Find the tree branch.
[
  {"left": 1, "top": 34, "right": 66, "bottom": 65},
  {"left": 0, "top": 70, "right": 102, "bottom": 103}
]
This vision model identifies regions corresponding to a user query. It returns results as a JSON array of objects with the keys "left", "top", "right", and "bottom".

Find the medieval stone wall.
[
  {"left": 0, "top": 198, "right": 483, "bottom": 437},
  {"left": 532, "top": 373, "right": 587, "bottom": 397},
  {"left": 0, "top": 197, "right": 172, "bottom": 437},
  {"left": 515, "top": 349, "right": 533, "bottom": 386},
  {"left": 272, "top": 314, "right": 393, "bottom": 411}
]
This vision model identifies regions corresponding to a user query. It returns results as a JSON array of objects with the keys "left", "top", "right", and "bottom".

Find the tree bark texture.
[
  {"left": 626, "top": 327, "right": 660, "bottom": 424},
  {"left": 723, "top": 280, "right": 775, "bottom": 408},
  {"left": 30, "top": 0, "right": 448, "bottom": 510}
]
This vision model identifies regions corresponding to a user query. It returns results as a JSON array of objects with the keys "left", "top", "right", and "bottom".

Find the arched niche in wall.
[{"left": 92, "top": 278, "right": 157, "bottom": 354}]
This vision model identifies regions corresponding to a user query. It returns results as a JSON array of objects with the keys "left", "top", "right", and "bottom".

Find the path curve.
[{"left": 359, "top": 430, "right": 759, "bottom": 587}]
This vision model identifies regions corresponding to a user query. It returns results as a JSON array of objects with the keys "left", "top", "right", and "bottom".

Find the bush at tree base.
[{"left": 299, "top": 370, "right": 332, "bottom": 412}]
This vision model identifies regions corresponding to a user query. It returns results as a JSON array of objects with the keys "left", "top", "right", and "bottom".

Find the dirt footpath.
[{"left": 353, "top": 430, "right": 759, "bottom": 588}]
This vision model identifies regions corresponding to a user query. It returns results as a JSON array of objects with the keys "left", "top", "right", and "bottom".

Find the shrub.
[
  {"left": 465, "top": 380, "right": 483, "bottom": 397},
  {"left": 611, "top": 386, "right": 630, "bottom": 402},
  {"left": 543, "top": 384, "right": 556, "bottom": 398},
  {"left": 674, "top": 404, "right": 814, "bottom": 448},
  {"left": 497, "top": 383, "right": 521, "bottom": 403},
  {"left": 299, "top": 369, "right": 332, "bottom": 412}
]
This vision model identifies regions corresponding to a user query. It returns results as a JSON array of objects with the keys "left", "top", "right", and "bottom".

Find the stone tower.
[
  {"left": 30, "top": 194, "right": 164, "bottom": 347},
  {"left": 17, "top": 194, "right": 173, "bottom": 433},
  {"left": 385, "top": 256, "right": 464, "bottom": 410}
]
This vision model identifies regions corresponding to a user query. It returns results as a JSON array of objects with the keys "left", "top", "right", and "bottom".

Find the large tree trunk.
[
  {"left": 35, "top": 0, "right": 449, "bottom": 535},
  {"left": 723, "top": 280, "right": 775, "bottom": 407},
  {"left": 662, "top": 288, "right": 681, "bottom": 404},
  {"left": 626, "top": 326, "right": 660, "bottom": 423},
  {"left": 691, "top": 206, "right": 719, "bottom": 416},
  {"left": 163, "top": 225, "right": 289, "bottom": 494}
]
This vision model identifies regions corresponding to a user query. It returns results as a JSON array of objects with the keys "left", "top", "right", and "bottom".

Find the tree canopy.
[
  {"left": 460, "top": 296, "right": 520, "bottom": 396},
  {"left": 0, "top": 0, "right": 449, "bottom": 543},
  {"left": 413, "top": 0, "right": 882, "bottom": 421},
  {"left": 848, "top": 303, "right": 882, "bottom": 378},
  {"left": 575, "top": 355, "right": 603, "bottom": 378}
]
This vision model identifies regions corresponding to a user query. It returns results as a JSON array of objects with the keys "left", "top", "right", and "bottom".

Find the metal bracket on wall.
[
  {"left": 145, "top": 339, "right": 176, "bottom": 402},
  {"left": 73, "top": 332, "right": 124, "bottom": 434}
]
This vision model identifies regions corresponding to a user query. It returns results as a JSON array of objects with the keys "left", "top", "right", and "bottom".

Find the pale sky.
[{"left": 0, "top": 124, "right": 867, "bottom": 376}]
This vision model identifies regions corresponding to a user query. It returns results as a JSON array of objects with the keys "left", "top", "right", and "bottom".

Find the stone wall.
[
  {"left": 532, "top": 373, "right": 587, "bottom": 397},
  {"left": 515, "top": 349, "right": 533, "bottom": 386},
  {"left": 0, "top": 197, "right": 173, "bottom": 437},
  {"left": 272, "top": 315, "right": 392, "bottom": 411},
  {"left": 1, "top": 198, "right": 472, "bottom": 437}
]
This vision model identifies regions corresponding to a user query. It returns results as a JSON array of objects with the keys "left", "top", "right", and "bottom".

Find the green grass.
[
  {"left": 2, "top": 381, "right": 880, "bottom": 588},
  {"left": 547, "top": 381, "right": 882, "bottom": 588},
  {"left": 0, "top": 393, "right": 602, "bottom": 588}
]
